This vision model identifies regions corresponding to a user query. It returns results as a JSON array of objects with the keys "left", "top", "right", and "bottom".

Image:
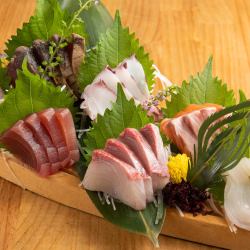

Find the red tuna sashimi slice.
[
  {"left": 55, "top": 108, "right": 80, "bottom": 162},
  {"left": 140, "top": 124, "right": 168, "bottom": 167},
  {"left": 38, "top": 108, "right": 71, "bottom": 167},
  {"left": 25, "top": 113, "right": 60, "bottom": 166},
  {"left": 83, "top": 150, "right": 146, "bottom": 210},
  {"left": 119, "top": 128, "right": 169, "bottom": 191},
  {"left": 105, "top": 138, "right": 154, "bottom": 202},
  {"left": 0, "top": 121, "right": 50, "bottom": 176}
]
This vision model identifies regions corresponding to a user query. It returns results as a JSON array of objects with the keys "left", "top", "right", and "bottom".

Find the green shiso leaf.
[
  {"left": 188, "top": 101, "right": 250, "bottom": 193},
  {"left": 87, "top": 190, "right": 165, "bottom": 247},
  {"left": 78, "top": 11, "right": 154, "bottom": 91},
  {"left": 59, "top": 0, "right": 113, "bottom": 48},
  {"left": 82, "top": 84, "right": 153, "bottom": 163},
  {"left": 79, "top": 85, "right": 164, "bottom": 245},
  {"left": 166, "top": 57, "right": 236, "bottom": 117},
  {"left": 0, "top": 60, "right": 75, "bottom": 134},
  {"left": 5, "top": 0, "right": 86, "bottom": 58},
  {"left": 0, "top": 65, "right": 10, "bottom": 91}
]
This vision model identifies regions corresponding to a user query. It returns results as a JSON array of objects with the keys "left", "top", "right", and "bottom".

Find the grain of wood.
[{"left": 1, "top": 0, "right": 250, "bottom": 249}]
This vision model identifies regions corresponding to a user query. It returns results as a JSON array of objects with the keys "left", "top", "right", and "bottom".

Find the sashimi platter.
[{"left": 1, "top": 0, "right": 250, "bottom": 248}]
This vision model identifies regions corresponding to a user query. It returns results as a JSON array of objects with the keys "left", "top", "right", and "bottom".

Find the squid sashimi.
[
  {"left": 140, "top": 123, "right": 168, "bottom": 166},
  {"left": 0, "top": 120, "right": 50, "bottom": 176},
  {"left": 105, "top": 138, "right": 154, "bottom": 202},
  {"left": 160, "top": 104, "right": 222, "bottom": 156},
  {"left": 119, "top": 128, "right": 169, "bottom": 191},
  {"left": 122, "top": 55, "right": 149, "bottom": 97},
  {"left": 25, "top": 113, "right": 60, "bottom": 173},
  {"left": 55, "top": 109, "right": 80, "bottom": 162},
  {"left": 83, "top": 150, "right": 147, "bottom": 210},
  {"left": 81, "top": 80, "right": 116, "bottom": 120}
]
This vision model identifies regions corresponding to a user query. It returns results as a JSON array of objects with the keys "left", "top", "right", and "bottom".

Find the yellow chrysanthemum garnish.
[
  {"left": 167, "top": 154, "right": 189, "bottom": 184},
  {"left": 0, "top": 57, "right": 9, "bottom": 68}
]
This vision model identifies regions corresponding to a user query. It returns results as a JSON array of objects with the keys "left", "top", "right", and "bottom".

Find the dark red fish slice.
[
  {"left": 1, "top": 121, "right": 50, "bottom": 176},
  {"left": 38, "top": 108, "right": 71, "bottom": 167},
  {"left": 55, "top": 108, "right": 80, "bottom": 162},
  {"left": 25, "top": 113, "right": 60, "bottom": 165}
]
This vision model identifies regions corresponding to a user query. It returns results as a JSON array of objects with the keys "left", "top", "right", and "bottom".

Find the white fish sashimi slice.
[
  {"left": 224, "top": 158, "right": 250, "bottom": 231},
  {"left": 115, "top": 64, "right": 148, "bottom": 102},
  {"left": 91, "top": 66, "right": 135, "bottom": 101},
  {"left": 83, "top": 150, "right": 147, "bottom": 210},
  {"left": 105, "top": 138, "right": 154, "bottom": 202},
  {"left": 92, "top": 66, "right": 120, "bottom": 93},
  {"left": 119, "top": 128, "right": 169, "bottom": 191},
  {"left": 140, "top": 123, "right": 168, "bottom": 167},
  {"left": 122, "top": 55, "right": 150, "bottom": 97},
  {"left": 81, "top": 80, "right": 116, "bottom": 120}
]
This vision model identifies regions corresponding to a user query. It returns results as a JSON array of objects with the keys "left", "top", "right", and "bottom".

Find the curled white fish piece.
[
  {"left": 224, "top": 157, "right": 250, "bottom": 231},
  {"left": 80, "top": 55, "right": 150, "bottom": 120}
]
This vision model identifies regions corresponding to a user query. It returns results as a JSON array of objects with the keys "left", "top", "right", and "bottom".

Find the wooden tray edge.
[{"left": 0, "top": 151, "right": 248, "bottom": 249}]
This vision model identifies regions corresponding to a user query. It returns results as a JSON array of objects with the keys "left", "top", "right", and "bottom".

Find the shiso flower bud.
[{"left": 167, "top": 154, "right": 189, "bottom": 184}]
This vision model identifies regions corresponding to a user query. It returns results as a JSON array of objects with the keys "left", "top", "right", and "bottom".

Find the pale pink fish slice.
[
  {"left": 83, "top": 149, "right": 147, "bottom": 210},
  {"left": 105, "top": 138, "right": 154, "bottom": 202},
  {"left": 119, "top": 128, "right": 169, "bottom": 191}
]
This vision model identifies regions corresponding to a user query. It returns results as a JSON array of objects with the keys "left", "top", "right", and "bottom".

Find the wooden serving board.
[{"left": 0, "top": 150, "right": 248, "bottom": 250}]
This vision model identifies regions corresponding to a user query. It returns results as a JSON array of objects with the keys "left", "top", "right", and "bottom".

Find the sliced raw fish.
[
  {"left": 122, "top": 55, "right": 149, "bottom": 97},
  {"left": 81, "top": 80, "right": 116, "bottom": 120},
  {"left": 160, "top": 104, "right": 223, "bottom": 156},
  {"left": 92, "top": 66, "right": 134, "bottom": 101},
  {"left": 105, "top": 138, "right": 154, "bottom": 202},
  {"left": 115, "top": 64, "right": 147, "bottom": 102},
  {"left": 140, "top": 123, "right": 168, "bottom": 167},
  {"left": 38, "top": 108, "right": 71, "bottom": 165},
  {"left": 1, "top": 120, "right": 50, "bottom": 176},
  {"left": 25, "top": 113, "right": 60, "bottom": 165},
  {"left": 92, "top": 66, "right": 120, "bottom": 93},
  {"left": 83, "top": 150, "right": 147, "bottom": 210},
  {"left": 55, "top": 108, "right": 80, "bottom": 162},
  {"left": 119, "top": 128, "right": 169, "bottom": 191}
]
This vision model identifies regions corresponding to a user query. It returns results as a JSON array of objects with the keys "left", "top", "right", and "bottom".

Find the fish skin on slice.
[
  {"left": 83, "top": 149, "right": 147, "bottom": 210},
  {"left": 105, "top": 138, "right": 154, "bottom": 202},
  {"left": 0, "top": 120, "right": 50, "bottom": 176},
  {"left": 140, "top": 123, "right": 168, "bottom": 167},
  {"left": 55, "top": 108, "right": 80, "bottom": 163},
  {"left": 38, "top": 108, "right": 71, "bottom": 167},
  {"left": 92, "top": 66, "right": 134, "bottom": 101},
  {"left": 119, "top": 128, "right": 169, "bottom": 191},
  {"left": 81, "top": 80, "right": 116, "bottom": 120},
  {"left": 160, "top": 105, "right": 223, "bottom": 157}
]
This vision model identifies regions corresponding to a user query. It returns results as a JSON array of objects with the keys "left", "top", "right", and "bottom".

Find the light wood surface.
[
  {"left": 1, "top": 0, "right": 250, "bottom": 249},
  {"left": 2, "top": 151, "right": 249, "bottom": 249}
]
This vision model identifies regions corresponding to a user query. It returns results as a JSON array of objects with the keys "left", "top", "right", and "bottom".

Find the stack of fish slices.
[
  {"left": 0, "top": 108, "right": 79, "bottom": 177},
  {"left": 83, "top": 123, "right": 170, "bottom": 210}
]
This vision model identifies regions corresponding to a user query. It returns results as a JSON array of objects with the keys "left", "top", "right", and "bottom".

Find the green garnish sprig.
[
  {"left": 188, "top": 101, "right": 250, "bottom": 192},
  {"left": 41, "top": 0, "right": 95, "bottom": 78}
]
